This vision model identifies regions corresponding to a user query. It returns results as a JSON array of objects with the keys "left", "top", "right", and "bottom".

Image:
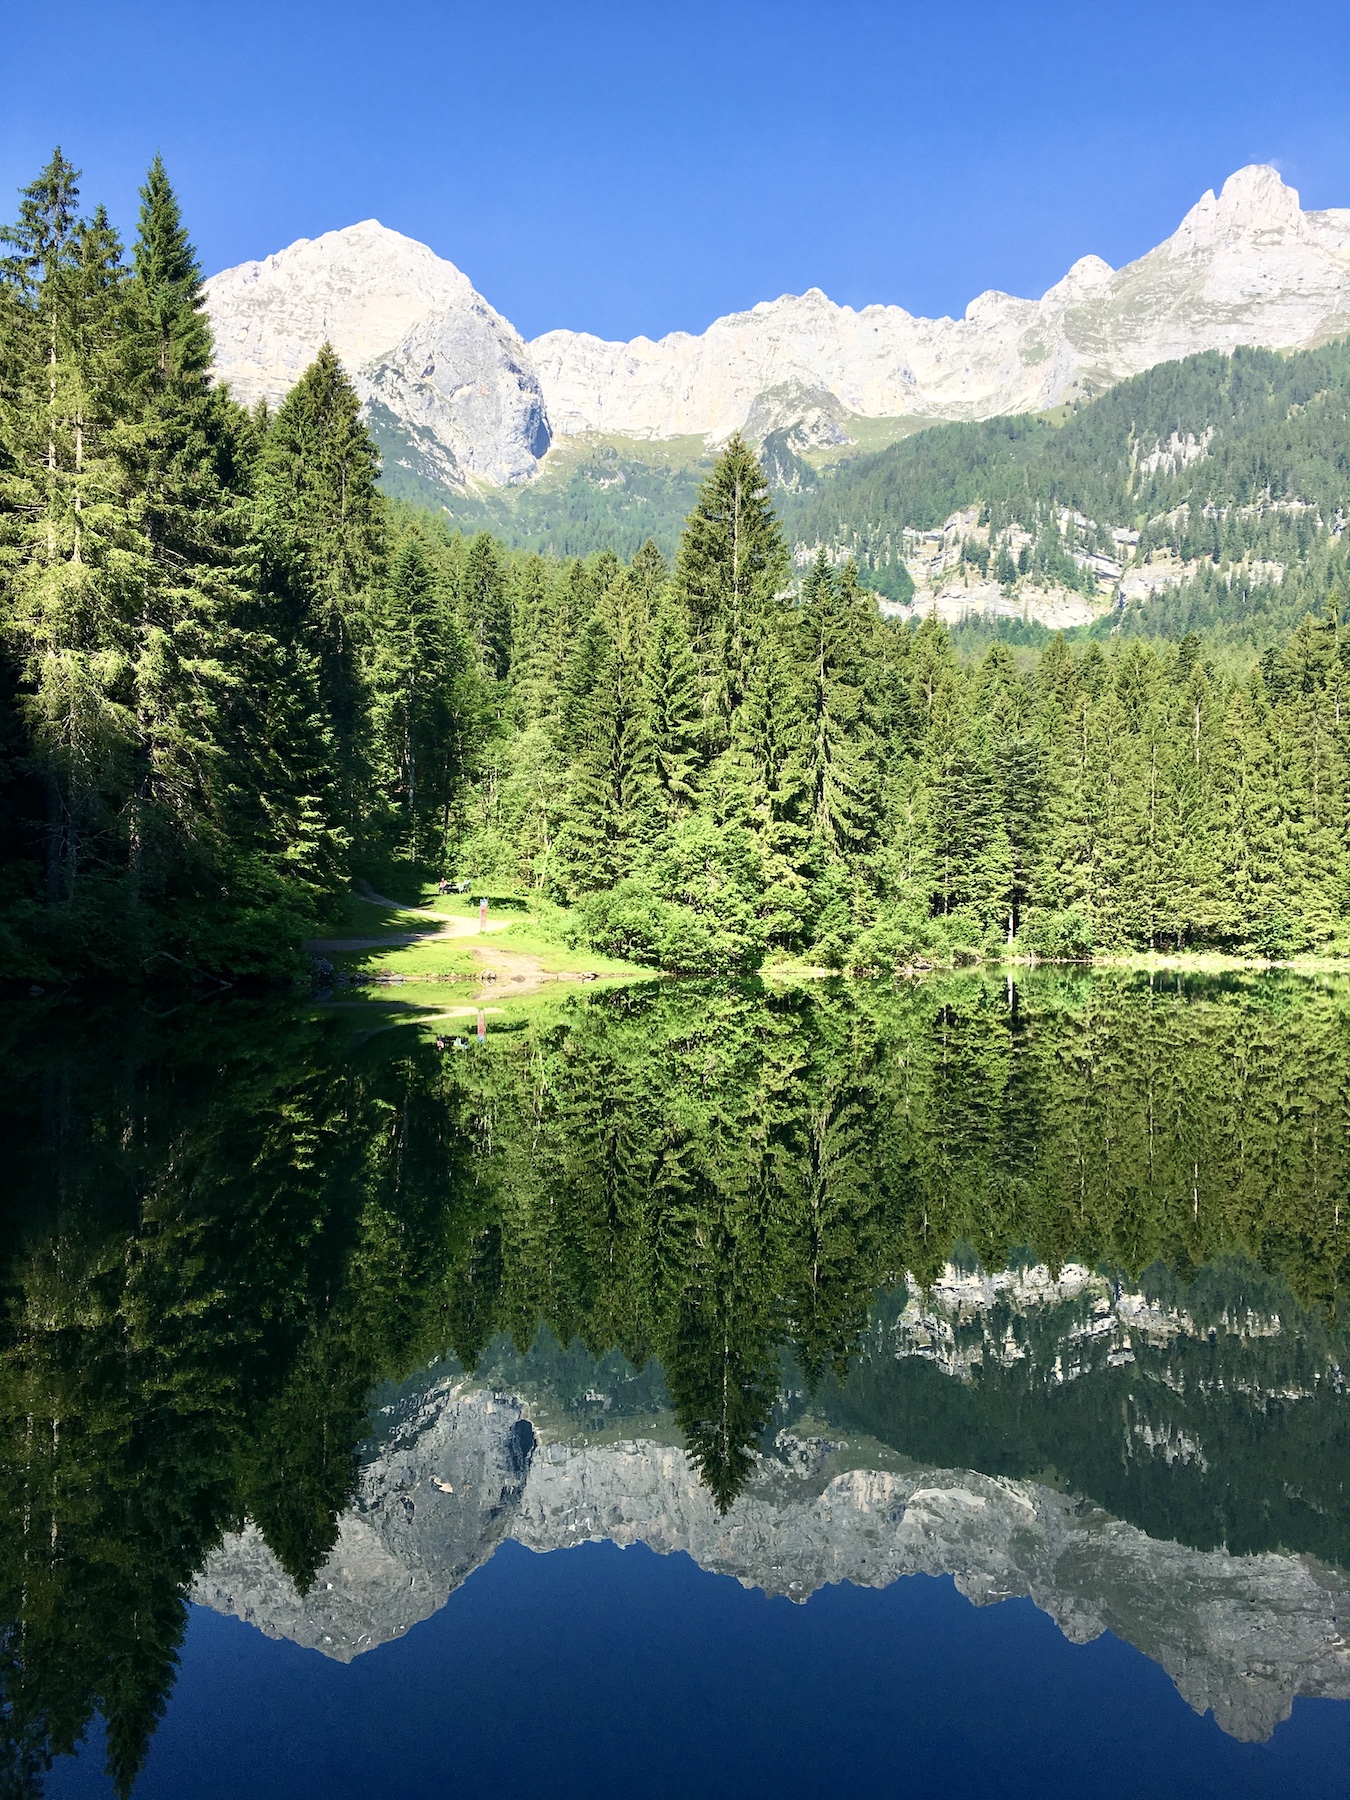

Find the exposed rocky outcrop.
[
  {"left": 532, "top": 167, "right": 1350, "bottom": 442},
  {"left": 203, "top": 168, "right": 1350, "bottom": 495},
  {"left": 203, "top": 220, "right": 549, "bottom": 486},
  {"left": 192, "top": 1380, "right": 535, "bottom": 1659},
  {"left": 193, "top": 1355, "right": 1350, "bottom": 1742}
]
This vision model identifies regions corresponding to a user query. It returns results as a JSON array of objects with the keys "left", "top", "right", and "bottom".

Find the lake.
[{"left": 4, "top": 970, "right": 1349, "bottom": 1797}]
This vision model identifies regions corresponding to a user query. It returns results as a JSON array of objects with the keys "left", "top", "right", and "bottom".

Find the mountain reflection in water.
[{"left": 2, "top": 971, "right": 1348, "bottom": 1793}]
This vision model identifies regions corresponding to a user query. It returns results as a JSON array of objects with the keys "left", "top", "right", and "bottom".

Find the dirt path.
[
  {"left": 308, "top": 886, "right": 630, "bottom": 997},
  {"left": 470, "top": 942, "right": 552, "bottom": 994},
  {"left": 305, "top": 887, "right": 512, "bottom": 955}
]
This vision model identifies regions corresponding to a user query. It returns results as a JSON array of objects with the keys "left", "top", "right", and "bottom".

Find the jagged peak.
[
  {"left": 1042, "top": 253, "right": 1116, "bottom": 306},
  {"left": 1165, "top": 164, "right": 1304, "bottom": 254},
  {"left": 1219, "top": 162, "right": 1301, "bottom": 217}
]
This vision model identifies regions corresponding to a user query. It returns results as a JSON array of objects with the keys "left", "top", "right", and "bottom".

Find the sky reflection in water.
[{"left": 6, "top": 970, "right": 1349, "bottom": 1797}]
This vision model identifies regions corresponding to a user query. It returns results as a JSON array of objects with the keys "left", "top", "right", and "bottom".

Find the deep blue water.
[{"left": 48, "top": 1539, "right": 1350, "bottom": 1800}]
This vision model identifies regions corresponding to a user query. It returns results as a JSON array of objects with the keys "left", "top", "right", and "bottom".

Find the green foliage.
[
  {"left": 440, "top": 458, "right": 1350, "bottom": 964},
  {"left": 1019, "top": 904, "right": 1094, "bottom": 959},
  {"left": 784, "top": 339, "right": 1350, "bottom": 645},
  {"left": 8, "top": 148, "right": 1350, "bottom": 986},
  {"left": 676, "top": 431, "right": 791, "bottom": 736},
  {"left": 2, "top": 972, "right": 1350, "bottom": 1784},
  {"left": 0, "top": 155, "right": 489, "bottom": 979}
]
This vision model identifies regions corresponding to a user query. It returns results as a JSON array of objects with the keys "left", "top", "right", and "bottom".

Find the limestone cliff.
[
  {"left": 532, "top": 166, "right": 1350, "bottom": 440},
  {"left": 193, "top": 1366, "right": 1350, "bottom": 1742},
  {"left": 203, "top": 220, "right": 549, "bottom": 486},
  {"left": 203, "top": 168, "right": 1350, "bottom": 494}
]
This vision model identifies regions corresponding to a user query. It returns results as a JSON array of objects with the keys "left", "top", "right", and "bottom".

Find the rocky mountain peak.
[
  {"left": 1042, "top": 253, "right": 1116, "bottom": 305},
  {"left": 204, "top": 165, "right": 1350, "bottom": 493},
  {"left": 206, "top": 220, "right": 549, "bottom": 486},
  {"left": 1167, "top": 164, "right": 1304, "bottom": 253}
]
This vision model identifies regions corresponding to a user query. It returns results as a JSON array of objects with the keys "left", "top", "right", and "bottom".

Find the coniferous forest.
[{"left": 6, "top": 152, "right": 1350, "bottom": 983}]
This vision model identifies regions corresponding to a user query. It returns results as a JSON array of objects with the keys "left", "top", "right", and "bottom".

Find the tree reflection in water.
[{"left": 1, "top": 970, "right": 1348, "bottom": 1793}]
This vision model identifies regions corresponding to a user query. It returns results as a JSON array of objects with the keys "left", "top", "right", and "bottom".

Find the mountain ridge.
[
  {"left": 193, "top": 1364, "right": 1350, "bottom": 1744},
  {"left": 205, "top": 166, "right": 1350, "bottom": 497}
]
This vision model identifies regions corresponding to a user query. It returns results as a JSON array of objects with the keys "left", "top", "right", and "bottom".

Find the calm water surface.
[{"left": 5, "top": 971, "right": 1350, "bottom": 1797}]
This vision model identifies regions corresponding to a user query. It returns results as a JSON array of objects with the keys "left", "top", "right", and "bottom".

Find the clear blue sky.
[{"left": 3, "top": 0, "right": 1348, "bottom": 343}]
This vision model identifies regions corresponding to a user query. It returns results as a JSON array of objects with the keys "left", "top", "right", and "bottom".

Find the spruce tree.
[
  {"left": 644, "top": 593, "right": 701, "bottom": 818},
  {"left": 675, "top": 432, "right": 788, "bottom": 738},
  {"left": 131, "top": 155, "right": 211, "bottom": 378},
  {"left": 461, "top": 531, "right": 512, "bottom": 682},
  {"left": 507, "top": 552, "right": 558, "bottom": 725},
  {"left": 795, "top": 552, "right": 881, "bottom": 865},
  {"left": 0, "top": 152, "right": 141, "bottom": 912},
  {"left": 629, "top": 536, "right": 670, "bottom": 604},
  {"left": 257, "top": 344, "right": 385, "bottom": 834},
  {"left": 555, "top": 586, "right": 658, "bottom": 894},
  {"left": 120, "top": 156, "right": 256, "bottom": 913},
  {"left": 259, "top": 343, "right": 384, "bottom": 618},
  {"left": 1215, "top": 673, "right": 1283, "bottom": 947},
  {"left": 730, "top": 610, "right": 811, "bottom": 944},
  {"left": 370, "top": 534, "right": 475, "bottom": 863}
]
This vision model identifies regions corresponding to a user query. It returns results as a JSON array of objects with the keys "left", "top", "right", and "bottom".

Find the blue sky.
[{"left": 3, "top": 0, "right": 1348, "bottom": 342}]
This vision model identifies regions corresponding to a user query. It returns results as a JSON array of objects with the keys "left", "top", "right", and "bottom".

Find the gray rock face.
[
  {"left": 203, "top": 220, "right": 549, "bottom": 486},
  {"left": 203, "top": 167, "right": 1350, "bottom": 492},
  {"left": 193, "top": 1367, "right": 1350, "bottom": 1741},
  {"left": 192, "top": 1379, "right": 535, "bottom": 1661},
  {"left": 533, "top": 166, "right": 1350, "bottom": 443}
]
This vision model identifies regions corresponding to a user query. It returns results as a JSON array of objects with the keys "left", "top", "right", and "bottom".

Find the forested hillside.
[
  {"left": 790, "top": 341, "right": 1350, "bottom": 635},
  {"left": 407, "top": 340, "right": 1350, "bottom": 650},
  {"left": 5, "top": 150, "right": 1350, "bottom": 984}
]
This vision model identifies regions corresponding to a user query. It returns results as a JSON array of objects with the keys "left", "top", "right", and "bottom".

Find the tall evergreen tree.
[
  {"left": 675, "top": 433, "right": 788, "bottom": 739},
  {"left": 370, "top": 534, "right": 475, "bottom": 863},
  {"left": 555, "top": 579, "right": 658, "bottom": 894},
  {"left": 257, "top": 344, "right": 385, "bottom": 834},
  {"left": 644, "top": 593, "right": 701, "bottom": 818},
  {"left": 118, "top": 156, "right": 257, "bottom": 913},
  {"left": 462, "top": 530, "right": 512, "bottom": 682},
  {"left": 796, "top": 552, "right": 881, "bottom": 865},
  {"left": 0, "top": 152, "right": 141, "bottom": 912}
]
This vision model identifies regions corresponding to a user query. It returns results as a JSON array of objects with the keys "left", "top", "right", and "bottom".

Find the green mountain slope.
[
  {"left": 386, "top": 340, "right": 1350, "bottom": 648},
  {"left": 784, "top": 340, "right": 1350, "bottom": 639}
]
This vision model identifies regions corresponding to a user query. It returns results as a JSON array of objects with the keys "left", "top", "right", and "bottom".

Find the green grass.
[
  {"left": 331, "top": 894, "right": 440, "bottom": 937},
  {"left": 327, "top": 885, "right": 651, "bottom": 983},
  {"left": 335, "top": 938, "right": 480, "bottom": 980},
  {"left": 533, "top": 431, "right": 712, "bottom": 484}
]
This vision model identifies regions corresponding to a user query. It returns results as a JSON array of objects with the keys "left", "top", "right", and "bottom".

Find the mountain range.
[
  {"left": 193, "top": 1259, "right": 1350, "bottom": 1742},
  {"left": 205, "top": 166, "right": 1350, "bottom": 500}
]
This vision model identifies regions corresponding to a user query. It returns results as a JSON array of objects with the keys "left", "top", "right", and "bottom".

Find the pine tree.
[
  {"left": 370, "top": 534, "right": 475, "bottom": 863},
  {"left": 461, "top": 531, "right": 512, "bottom": 681},
  {"left": 0, "top": 152, "right": 142, "bottom": 912},
  {"left": 675, "top": 432, "right": 788, "bottom": 739},
  {"left": 629, "top": 536, "right": 670, "bottom": 607},
  {"left": 119, "top": 156, "right": 257, "bottom": 911},
  {"left": 795, "top": 552, "right": 881, "bottom": 866},
  {"left": 507, "top": 552, "right": 557, "bottom": 725},
  {"left": 555, "top": 578, "right": 658, "bottom": 894},
  {"left": 131, "top": 156, "right": 210, "bottom": 374},
  {"left": 1215, "top": 673, "right": 1284, "bottom": 947},
  {"left": 257, "top": 344, "right": 385, "bottom": 833},
  {"left": 259, "top": 343, "right": 384, "bottom": 619},
  {"left": 644, "top": 593, "right": 701, "bottom": 818}
]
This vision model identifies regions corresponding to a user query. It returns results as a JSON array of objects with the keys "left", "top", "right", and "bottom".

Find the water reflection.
[{"left": 1, "top": 972, "right": 1348, "bottom": 1791}]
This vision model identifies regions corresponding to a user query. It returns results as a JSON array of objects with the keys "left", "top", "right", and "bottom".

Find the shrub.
[
  {"left": 847, "top": 907, "right": 942, "bottom": 973},
  {"left": 578, "top": 868, "right": 764, "bottom": 976},
  {"left": 1020, "top": 906, "right": 1095, "bottom": 961}
]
